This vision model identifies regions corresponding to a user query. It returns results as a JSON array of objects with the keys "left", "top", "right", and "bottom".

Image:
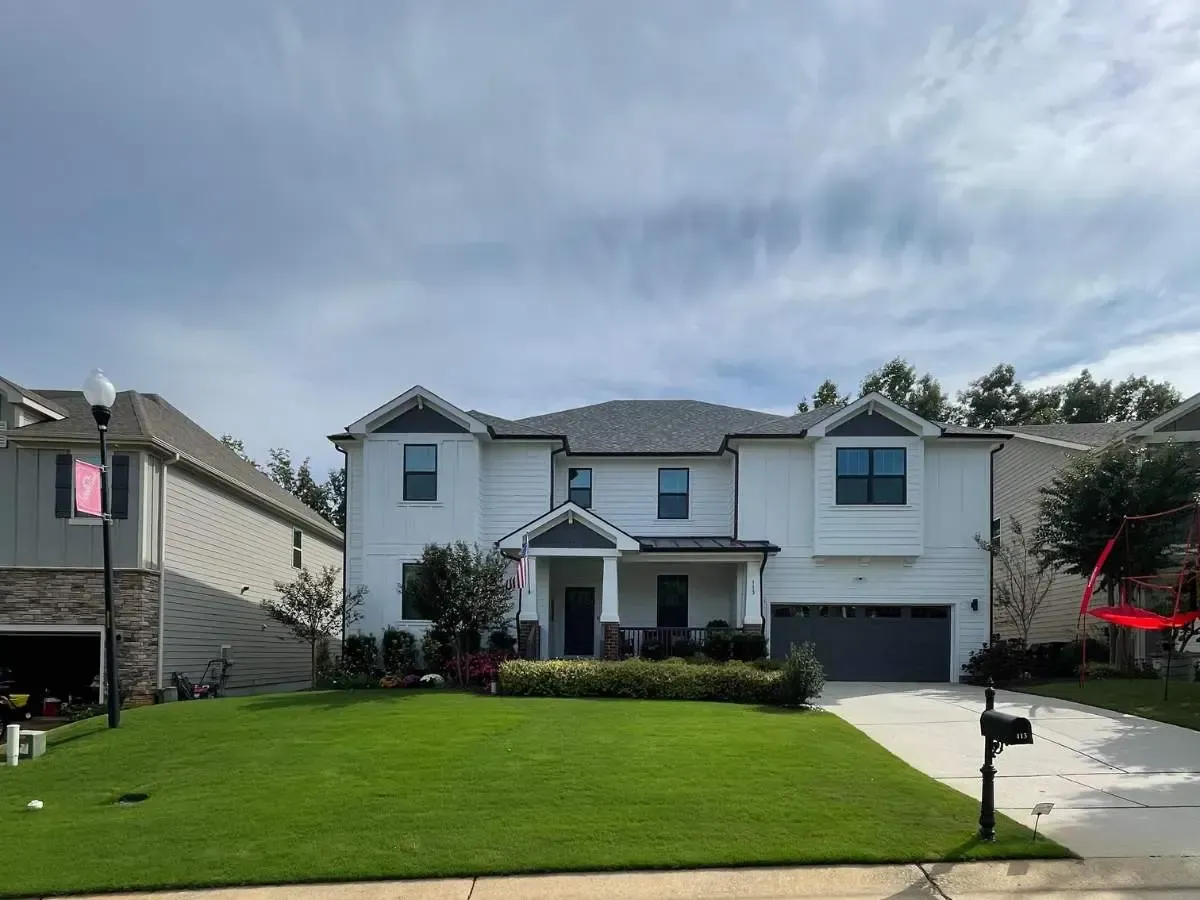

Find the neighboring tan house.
[
  {"left": 0, "top": 376, "right": 343, "bottom": 703},
  {"left": 331, "top": 385, "right": 1006, "bottom": 683},
  {"left": 992, "top": 390, "right": 1200, "bottom": 647}
]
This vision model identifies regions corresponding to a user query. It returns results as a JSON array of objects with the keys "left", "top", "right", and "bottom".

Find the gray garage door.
[{"left": 770, "top": 604, "right": 951, "bottom": 682}]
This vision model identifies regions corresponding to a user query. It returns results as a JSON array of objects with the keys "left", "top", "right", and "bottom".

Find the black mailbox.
[{"left": 980, "top": 709, "right": 1033, "bottom": 746}]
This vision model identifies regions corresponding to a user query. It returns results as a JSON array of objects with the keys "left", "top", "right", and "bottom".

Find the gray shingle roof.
[
  {"left": 465, "top": 410, "right": 556, "bottom": 438},
  {"left": 516, "top": 399, "right": 790, "bottom": 453},
  {"left": 0, "top": 377, "right": 69, "bottom": 418},
  {"left": 12, "top": 389, "right": 341, "bottom": 539},
  {"left": 1002, "top": 422, "right": 1140, "bottom": 447}
]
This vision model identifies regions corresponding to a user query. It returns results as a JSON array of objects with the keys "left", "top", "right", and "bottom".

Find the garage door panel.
[{"left": 770, "top": 605, "right": 951, "bottom": 682}]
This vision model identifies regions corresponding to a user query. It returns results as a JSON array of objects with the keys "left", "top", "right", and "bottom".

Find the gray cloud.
[{"left": 3, "top": 0, "right": 1200, "bottom": 468}]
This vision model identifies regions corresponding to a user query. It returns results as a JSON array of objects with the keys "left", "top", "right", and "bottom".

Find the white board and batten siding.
[
  {"left": 358, "top": 433, "right": 474, "bottom": 636},
  {"left": 552, "top": 454, "right": 735, "bottom": 537},
  {"left": 161, "top": 466, "right": 342, "bottom": 694},
  {"left": 736, "top": 437, "right": 995, "bottom": 678}
]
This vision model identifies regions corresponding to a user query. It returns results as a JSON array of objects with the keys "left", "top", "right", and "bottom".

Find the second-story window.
[
  {"left": 403, "top": 444, "right": 438, "bottom": 501},
  {"left": 568, "top": 467, "right": 592, "bottom": 508},
  {"left": 292, "top": 529, "right": 303, "bottom": 568},
  {"left": 835, "top": 447, "right": 906, "bottom": 505},
  {"left": 657, "top": 467, "right": 689, "bottom": 519}
]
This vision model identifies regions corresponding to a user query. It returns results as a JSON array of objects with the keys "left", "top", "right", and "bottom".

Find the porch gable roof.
[{"left": 495, "top": 501, "right": 640, "bottom": 552}]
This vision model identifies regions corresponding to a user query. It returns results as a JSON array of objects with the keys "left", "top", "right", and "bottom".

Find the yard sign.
[{"left": 74, "top": 459, "right": 103, "bottom": 518}]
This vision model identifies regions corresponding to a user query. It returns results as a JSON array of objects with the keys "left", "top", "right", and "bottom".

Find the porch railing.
[{"left": 618, "top": 626, "right": 711, "bottom": 659}]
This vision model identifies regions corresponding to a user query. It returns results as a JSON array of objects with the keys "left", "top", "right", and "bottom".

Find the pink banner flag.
[{"left": 74, "top": 459, "right": 103, "bottom": 518}]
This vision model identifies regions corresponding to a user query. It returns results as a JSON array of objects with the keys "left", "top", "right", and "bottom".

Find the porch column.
[
  {"left": 742, "top": 559, "right": 764, "bottom": 632},
  {"left": 534, "top": 558, "right": 551, "bottom": 659},
  {"left": 600, "top": 555, "right": 620, "bottom": 660}
]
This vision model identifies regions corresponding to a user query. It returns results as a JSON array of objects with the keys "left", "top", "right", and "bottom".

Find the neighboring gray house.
[
  {"left": 992, "top": 390, "right": 1200, "bottom": 646},
  {"left": 0, "top": 376, "right": 343, "bottom": 703}
]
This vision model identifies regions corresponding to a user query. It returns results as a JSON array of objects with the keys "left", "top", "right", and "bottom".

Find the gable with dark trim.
[
  {"left": 529, "top": 520, "right": 616, "bottom": 549},
  {"left": 826, "top": 411, "right": 917, "bottom": 438},
  {"left": 375, "top": 405, "right": 468, "bottom": 434}
]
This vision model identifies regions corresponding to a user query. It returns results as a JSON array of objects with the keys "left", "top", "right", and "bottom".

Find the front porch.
[
  {"left": 515, "top": 556, "right": 769, "bottom": 660},
  {"left": 498, "top": 503, "right": 776, "bottom": 661}
]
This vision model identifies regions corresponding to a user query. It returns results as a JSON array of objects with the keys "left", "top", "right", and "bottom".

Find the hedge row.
[{"left": 498, "top": 655, "right": 823, "bottom": 706}]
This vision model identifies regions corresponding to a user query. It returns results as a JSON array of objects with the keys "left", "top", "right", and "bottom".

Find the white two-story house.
[{"left": 331, "top": 385, "right": 1007, "bottom": 682}]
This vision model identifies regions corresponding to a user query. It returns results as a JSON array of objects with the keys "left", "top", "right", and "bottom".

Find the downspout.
[
  {"left": 988, "top": 442, "right": 1003, "bottom": 645},
  {"left": 550, "top": 445, "right": 565, "bottom": 509},
  {"left": 758, "top": 550, "right": 769, "bottom": 629},
  {"left": 728, "top": 447, "right": 740, "bottom": 539},
  {"left": 337, "top": 443, "right": 349, "bottom": 659},
  {"left": 156, "top": 451, "right": 180, "bottom": 692}
]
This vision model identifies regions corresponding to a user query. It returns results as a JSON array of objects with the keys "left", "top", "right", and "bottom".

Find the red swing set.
[{"left": 1077, "top": 501, "right": 1200, "bottom": 691}]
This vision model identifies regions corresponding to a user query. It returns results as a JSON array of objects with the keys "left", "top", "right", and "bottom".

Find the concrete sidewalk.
[{"left": 52, "top": 859, "right": 1200, "bottom": 900}]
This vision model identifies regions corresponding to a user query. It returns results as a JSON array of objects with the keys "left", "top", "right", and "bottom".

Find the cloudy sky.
[{"left": 4, "top": 1, "right": 1199, "bottom": 471}]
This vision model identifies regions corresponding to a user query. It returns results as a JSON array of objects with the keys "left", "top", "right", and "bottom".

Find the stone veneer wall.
[{"left": 0, "top": 567, "right": 160, "bottom": 702}]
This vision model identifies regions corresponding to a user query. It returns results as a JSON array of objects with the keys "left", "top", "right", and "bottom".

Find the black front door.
[{"left": 563, "top": 587, "right": 596, "bottom": 656}]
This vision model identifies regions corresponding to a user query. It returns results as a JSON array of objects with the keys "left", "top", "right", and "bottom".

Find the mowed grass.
[
  {"left": 1023, "top": 678, "right": 1200, "bottom": 731},
  {"left": 0, "top": 691, "right": 1068, "bottom": 897}
]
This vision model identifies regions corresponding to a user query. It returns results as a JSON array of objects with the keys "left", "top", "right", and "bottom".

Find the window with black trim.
[
  {"left": 292, "top": 529, "right": 303, "bottom": 569},
  {"left": 657, "top": 468, "right": 689, "bottom": 519},
  {"left": 865, "top": 606, "right": 902, "bottom": 618},
  {"left": 568, "top": 468, "right": 592, "bottom": 508},
  {"left": 835, "top": 447, "right": 906, "bottom": 505},
  {"left": 401, "top": 563, "right": 425, "bottom": 620},
  {"left": 403, "top": 444, "right": 437, "bottom": 501},
  {"left": 656, "top": 574, "right": 688, "bottom": 627},
  {"left": 53, "top": 452, "right": 131, "bottom": 520},
  {"left": 990, "top": 516, "right": 1001, "bottom": 544}
]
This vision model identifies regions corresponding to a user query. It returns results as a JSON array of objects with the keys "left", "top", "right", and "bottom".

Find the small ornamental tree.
[
  {"left": 975, "top": 516, "right": 1055, "bottom": 646},
  {"left": 405, "top": 541, "right": 512, "bottom": 685},
  {"left": 267, "top": 564, "right": 366, "bottom": 685}
]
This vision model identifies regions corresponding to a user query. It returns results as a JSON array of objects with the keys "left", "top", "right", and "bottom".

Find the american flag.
[{"left": 515, "top": 534, "right": 529, "bottom": 591}]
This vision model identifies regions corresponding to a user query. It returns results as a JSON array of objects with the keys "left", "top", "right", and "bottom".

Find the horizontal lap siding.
[
  {"left": 161, "top": 467, "right": 342, "bottom": 693},
  {"left": 480, "top": 442, "right": 553, "bottom": 544},
  {"left": 553, "top": 455, "right": 734, "bottom": 536},
  {"left": 992, "top": 439, "right": 1096, "bottom": 644}
]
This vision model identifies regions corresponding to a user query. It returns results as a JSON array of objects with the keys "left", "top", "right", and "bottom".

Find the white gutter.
[{"left": 156, "top": 452, "right": 180, "bottom": 691}]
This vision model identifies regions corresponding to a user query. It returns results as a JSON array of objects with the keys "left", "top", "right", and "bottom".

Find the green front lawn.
[
  {"left": 0, "top": 692, "right": 1067, "bottom": 897},
  {"left": 1022, "top": 678, "right": 1200, "bottom": 730}
]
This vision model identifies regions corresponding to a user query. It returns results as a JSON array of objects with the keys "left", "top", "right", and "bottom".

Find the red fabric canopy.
[{"left": 1088, "top": 605, "right": 1200, "bottom": 630}]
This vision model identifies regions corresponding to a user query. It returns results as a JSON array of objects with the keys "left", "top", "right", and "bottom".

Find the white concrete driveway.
[{"left": 819, "top": 682, "right": 1200, "bottom": 858}]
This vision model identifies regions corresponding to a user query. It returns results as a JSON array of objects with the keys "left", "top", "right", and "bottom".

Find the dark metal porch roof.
[{"left": 634, "top": 536, "right": 780, "bottom": 553}]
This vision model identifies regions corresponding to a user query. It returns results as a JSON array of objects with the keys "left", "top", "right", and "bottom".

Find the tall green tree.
[
  {"left": 1110, "top": 374, "right": 1182, "bottom": 422},
  {"left": 219, "top": 435, "right": 345, "bottom": 531},
  {"left": 796, "top": 378, "right": 849, "bottom": 413},
  {"left": 859, "top": 357, "right": 957, "bottom": 422}
]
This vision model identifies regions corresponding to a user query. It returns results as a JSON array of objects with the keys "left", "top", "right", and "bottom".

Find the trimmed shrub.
[
  {"left": 778, "top": 642, "right": 825, "bottom": 705},
  {"left": 640, "top": 638, "right": 668, "bottom": 661},
  {"left": 499, "top": 658, "right": 786, "bottom": 705},
  {"left": 706, "top": 619, "right": 730, "bottom": 629},
  {"left": 730, "top": 631, "right": 768, "bottom": 662},
  {"left": 962, "top": 639, "right": 1029, "bottom": 685},
  {"left": 381, "top": 628, "right": 419, "bottom": 675},
  {"left": 342, "top": 633, "right": 378, "bottom": 676},
  {"left": 669, "top": 638, "right": 701, "bottom": 658},
  {"left": 488, "top": 628, "right": 517, "bottom": 652},
  {"left": 751, "top": 658, "right": 785, "bottom": 672},
  {"left": 702, "top": 628, "right": 734, "bottom": 662}
]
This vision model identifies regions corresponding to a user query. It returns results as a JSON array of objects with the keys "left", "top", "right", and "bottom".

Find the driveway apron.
[{"left": 818, "top": 682, "right": 1200, "bottom": 858}]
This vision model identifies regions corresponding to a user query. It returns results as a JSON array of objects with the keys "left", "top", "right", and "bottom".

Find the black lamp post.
[{"left": 83, "top": 368, "right": 120, "bottom": 729}]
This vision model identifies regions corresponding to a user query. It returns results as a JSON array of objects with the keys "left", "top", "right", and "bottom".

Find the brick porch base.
[{"left": 601, "top": 622, "right": 621, "bottom": 660}]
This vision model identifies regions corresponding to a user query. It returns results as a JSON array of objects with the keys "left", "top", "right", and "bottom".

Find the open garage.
[
  {"left": 0, "top": 628, "right": 103, "bottom": 707},
  {"left": 770, "top": 603, "right": 952, "bottom": 682}
]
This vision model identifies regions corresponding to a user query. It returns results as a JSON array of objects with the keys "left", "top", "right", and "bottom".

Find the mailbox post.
[{"left": 978, "top": 678, "right": 1034, "bottom": 841}]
